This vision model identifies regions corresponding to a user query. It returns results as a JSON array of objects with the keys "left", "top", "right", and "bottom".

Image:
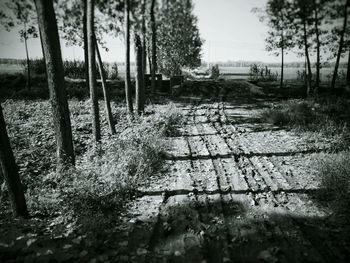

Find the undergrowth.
[
  {"left": 260, "top": 98, "right": 350, "bottom": 150},
  {"left": 1, "top": 101, "right": 182, "bottom": 219},
  {"left": 316, "top": 152, "right": 350, "bottom": 222}
]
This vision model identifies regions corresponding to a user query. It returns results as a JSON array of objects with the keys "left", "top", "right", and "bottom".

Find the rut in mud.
[{"left": 114, "top": 95, "right": 350, "bottom": 263}]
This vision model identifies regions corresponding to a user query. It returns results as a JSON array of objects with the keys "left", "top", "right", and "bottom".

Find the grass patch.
[
  {"left": 5, "top": 101, "right": 182, "bottom": 215},
  {"left": 260, "top": 98, "right": 350, "bottom": 150},
  {"left": 0, "top": 99, "right": 183, "bottom": 261},
  {"left": 316, "top": 152, "right": 350, "bottom": 222}
]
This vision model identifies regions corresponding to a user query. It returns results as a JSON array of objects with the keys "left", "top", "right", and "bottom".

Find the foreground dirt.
[
  {"left": 117, "top": 97, "right": 349, "bottom": 263},
  {"left": 1, "top": 85, "right": 349, "bottom": 262}
]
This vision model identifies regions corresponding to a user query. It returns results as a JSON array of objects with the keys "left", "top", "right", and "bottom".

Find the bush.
[
  {"left": 249, "top": 64, "right": 278, "bottom": 82},
  {"left": 260, "top": 98, "right": 350, "bottom": 150},
  {"left": 20, "top": 103, "right": 183, "bottom": 216},
  {"left": 23, "top": 58, "right": 46, "bottom": 75},
  {"left": 260, "top": 100, "right": 315, "bottom": 127},
  {"left": 210, "top": 64, "right": 220, "bottom": 80},
  {"left": 105, "top": 62, "right": 119, "bottom": 80},
  {"left": 317, "top": 152, "right": 350, "bottom": 220}
]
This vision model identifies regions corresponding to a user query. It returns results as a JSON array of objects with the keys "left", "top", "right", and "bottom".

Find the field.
[
  {"left": 0, "top": 64, "right": 25, "bottom": 74},
  {"left": 218, "top": 66, "right": 343, "bottom": 81},
  {"left": 0, "top": 63, "right": 345, "bottom": 82},
  {"left": 1, "top": 82, "right": 350, "bottom": 262}
]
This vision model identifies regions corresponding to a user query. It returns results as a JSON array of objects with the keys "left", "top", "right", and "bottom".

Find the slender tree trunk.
[
  {"left": 125, "top": 0, "right": 133, "bottom": 115},
  {"left": 24, "top": 23, "right": 31, "bottom": 90},
  {"left": 87, "top": 0, "right": 101, "bottom": 142},
  {"left": 280, "top": 31, "right": 284, "bottom": 89},
  {"left": 150, "top": 0, "right": 157, "bottom": 94},
  {"left": 0, "top": 104, "right": 28, "bottom": 217},
  {"left": 314, "top": 2, "right": 321, "bottom": 94},
  {"left": 142, "top": 0, "right": 147, "bottom": 75},
  {"left": 35, "top": 0, "right": 75, "bottom": 168},
  {"left": 347, "top": 50, "right": 350, "bottom": 91},
  {"left": 83, "top": 0, "right": 89, "bottom": 92},
  {"left": 148, "top": 44, "right": 152, "bottom": 74},
  {"left": 303, "top": 20, "right": 312, "bottom": 96},
  {"left": 95, "top": 38, "right": 116, "bottom": 134},
  {"left": 38, "top": 28, "right": 48, "bottom": 80},
  {"left": 331, "top": 0, "right": 349, "bottom": 90},
  {"left": 135, "top": 33, "right": 145, "bottom": 115}
]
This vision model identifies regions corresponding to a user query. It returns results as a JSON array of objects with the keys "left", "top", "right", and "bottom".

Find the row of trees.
[
  {"left": 0, "top": 0, "right": 202, "bottom": 217},
  {"left": 254, "top": 0, "right": 350, "bottom": 94}
]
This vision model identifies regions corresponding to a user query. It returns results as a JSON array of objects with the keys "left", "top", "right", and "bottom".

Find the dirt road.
[{"left": 116, "top": 96, "right": 349, "bottom": 263}]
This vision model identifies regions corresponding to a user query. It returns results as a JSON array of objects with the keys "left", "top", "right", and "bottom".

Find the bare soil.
[
  {"left": 116, "top": 87, "right": 349, "bottom": 262},
  {"left": 1, "top": 81, "right": 349, "bottom": 262}
]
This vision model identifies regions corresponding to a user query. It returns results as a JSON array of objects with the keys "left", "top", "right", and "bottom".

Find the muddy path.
[{"left": 115, "top": 94, "right": 350, "bottom": 263}]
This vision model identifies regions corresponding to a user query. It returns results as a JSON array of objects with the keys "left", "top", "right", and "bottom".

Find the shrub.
[
  {"left": 260, "top": 98, "right": 350, "bottom": 150},
  {"left": 105, "top": 62, "right": 119, "bottom": 80},
  {"left": 210, "top": 64, "right": 220, "bottom": 80},
  {"left": 63, "top": 60, "right": 86, "bottom": 79},
  {"left": 260, "top": 100, "right": 315, "bottom": 127},
  {"left": 317, "top": 152, "right": 350, "bottom": 220},
  {"left": 25, "top": 58, "right": 46, "bottom": 75},
  {"left": 249, "top": 64, "right": 278, "bottom": 82},
  {"left": 20, "top": 103, "right": 183, "bottom": 216}
]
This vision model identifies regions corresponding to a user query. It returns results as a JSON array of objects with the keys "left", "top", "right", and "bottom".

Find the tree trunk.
[
  {"left": 280, "top": 31, "right": 284, "bottom": 89},
  {"left": 0, "top": 104, "right": 28, "bottom": 217},
  {"left": 87, "top": 0, "right": 101, "bottom": 142},
  {"left": 135, "top": 33, "right": 145, "bottom": 115},
  {"left": 142, "top": 0, "right": 147, "bottom": 75},
  {"left": 34, "top": 0, "right": 75, "bottom": 168},
  {"left": 303, "top": 20, "right": 312, "bottom": 96},
  {"left": 148, "top": 44, "right": 152, "bottom": 74},
  {"left": 347, "top": 50, "right": 350, "bottom": 91},
  {"left": 24, "top": 23, "right": 31, "bottom": 90},
  {"left": 95, "top": 38, "right": 116, "bottom": 134},
  {"left": 38, "top": 29, "right": 48, "bottom": 80},
  {"left": 150, "top": 0, "right": 157, "bottom": 94},
  {"left": 83, "top": 0, "right": 89, "bottom": 93},
  {"left": 314, "top": 1, "right": 321, "bottom": 94},
  {"left": 331, "top": 0, "right": 349, "bottom": 90},
  {"left": 125, "top": 0, "right": 133, "bottom": 115}
]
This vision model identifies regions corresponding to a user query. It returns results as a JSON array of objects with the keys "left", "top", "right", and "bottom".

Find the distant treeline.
[
  {"left": 1, "top": 58, "right": 347, "bottom": 69},
  {"left": 201, "top": 61, "right": 348, "bottom": 69},
  {"left": 0, "top": 58, "right": 136, "bottom": 67}
]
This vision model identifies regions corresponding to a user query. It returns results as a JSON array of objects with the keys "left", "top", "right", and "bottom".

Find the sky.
[{"left": 0, "top": 0, "right": 336, "bottom": 64}]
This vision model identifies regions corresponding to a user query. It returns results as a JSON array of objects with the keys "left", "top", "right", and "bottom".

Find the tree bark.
[
  {"left": 280, "top": 31, "right": 284, "bottom": 89},
  {"left": 83, "top": 0, "right": 89, "bottom": 92},
  {"left": 95, "top": 38, "right": 116, "bottom": 134},
  {"left": 148, "top": 44, "right": 152, "bottom": 74},
  {"left": 0, "top": 104, "right": 28, "bottom": 217},
  {"left": 135, "top": 33, "right": 145, "bottom": 115},
  {"left": 38, "top": 28, "right": 48, "bottom": 80},
  {"left": 87, "top": 0, "right": 101, "bottom": 142},
  {"left": 125, "top": 0, "right": 133, "bottom": 115},
  {"left": 142, "top": 0, "right": 147, "bottom": 75},
  {"left": 150, "top": 0, "right": 157, "bottom": 94},
  {"left": 24, "top": 23, "right": 31, "bottom": 90},
  {"left": 314, "top": 1, "right": 321, "bottom": 94},
  {"left": 34, "top": 0, "right": 75, "bottom": 168},
  {"left": 303, "top": 20, "right": 312, "bottom": 96},
  {"left": 347, "top": 50, "right": 350, "bottom": 91},
  {"left": 331, "top": 0, "right": 349, "bottom": 90}
]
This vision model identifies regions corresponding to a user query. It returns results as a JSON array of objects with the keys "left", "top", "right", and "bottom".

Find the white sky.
[{"left": 0, "top": 0, "right": 346, "bottom": 63}]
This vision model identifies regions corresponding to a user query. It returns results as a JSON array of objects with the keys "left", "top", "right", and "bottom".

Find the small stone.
[
  {"left": 63, "top": 244, "right": 73, "bottom": 249},
  {"left": 174, "top": 250, "right": 181, "bottom": 257},
  {"left": 137, "top": 248, "right": 148, "bottom": 256},
  {"left": 119, "top": 241, "right": 128, "bottom": 247},
  {"left": 79, "top": 250, "right": 88, "bottom": 257}
]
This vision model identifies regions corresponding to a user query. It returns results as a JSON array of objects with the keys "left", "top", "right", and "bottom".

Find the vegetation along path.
[{"left": 107, "top": 92, "right": 349, "bottom": 263}]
